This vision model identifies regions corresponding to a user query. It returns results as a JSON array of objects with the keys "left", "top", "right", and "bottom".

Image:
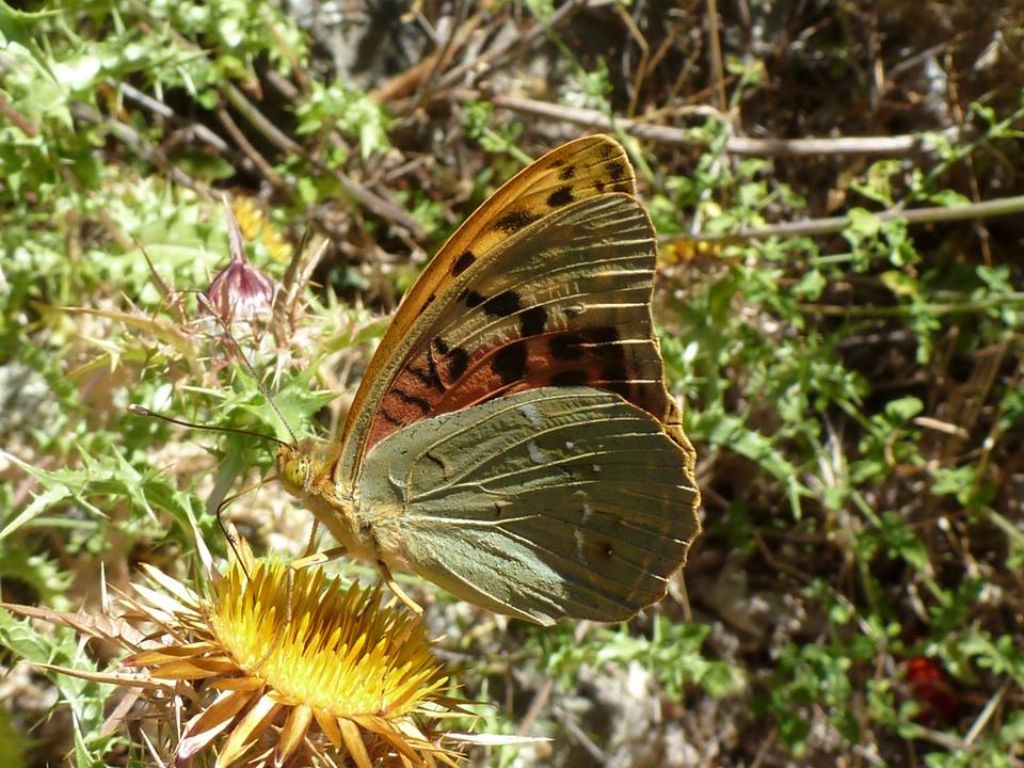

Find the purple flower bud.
[{"left": 203, "top": 203, "right": 276, "bottom": 325}]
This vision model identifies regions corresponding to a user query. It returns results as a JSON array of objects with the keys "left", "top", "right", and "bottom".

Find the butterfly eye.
[{"left": 281, "top": 456, "right": 309, "bottom": 490}]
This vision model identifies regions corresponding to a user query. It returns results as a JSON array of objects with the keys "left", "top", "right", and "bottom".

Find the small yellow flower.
[
  {"left": 119, "top": 544, "right": 462, "bottom": 768},
  {"left": 231, "top": 197, "right": 292, "bottom": 263}
]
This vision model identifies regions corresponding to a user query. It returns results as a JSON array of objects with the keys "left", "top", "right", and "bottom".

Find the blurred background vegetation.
[{"left": 2, "top": 1, "right": 1024, "bottom": 766}]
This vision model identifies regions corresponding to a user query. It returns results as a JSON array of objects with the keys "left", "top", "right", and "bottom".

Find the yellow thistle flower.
[
  {"left": 1, "top": 540, "right": 546, "bottom": 767},
  {"left": 117, "top": 544, "right": 463, "bottom": 768}
]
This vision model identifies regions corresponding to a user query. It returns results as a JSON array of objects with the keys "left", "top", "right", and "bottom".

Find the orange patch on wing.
[{"left": 365, "top": 329, "right": 669, "bottom": 450}]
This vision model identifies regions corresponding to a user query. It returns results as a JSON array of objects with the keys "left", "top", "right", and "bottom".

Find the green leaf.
[
  {"left": 879, "top": 269, "right": 920, "bottom": 299},
  {"left": 884, "top": 396, "right": 924, "bottom": 422},
  {"left": 0, "top": 447, "right": 194, "bottom": 541}
]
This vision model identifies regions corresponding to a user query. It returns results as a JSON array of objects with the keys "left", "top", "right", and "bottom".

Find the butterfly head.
[{"left": 275, "top": 438, "right": 338, "bottom": 496}]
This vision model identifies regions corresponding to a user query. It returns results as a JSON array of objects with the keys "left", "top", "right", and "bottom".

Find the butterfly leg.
[
  {"left": 377, "top": 559, "right": 424, "bottom": 616},
  {"left": 302, "top": 518, "right": 321, "bottom": 557},
  {"left": 291, "top": 545, "right": 347, "bottom": 570}
]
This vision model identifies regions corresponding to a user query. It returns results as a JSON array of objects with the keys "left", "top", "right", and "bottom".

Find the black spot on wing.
[
  {"left": 558, "top": 164, "right": 576, "bottom": 181},
  {"left": 547, "top": 186, "right": 574, "bottom": 207},
  {"left": 586, "top": 326, "right": 620, "bottom": 343},
  {"left": 608, "top": 161, "right": 626, "bottom": 181},
  {"left": 452, "top": 250, "right": 476, "bottom": 276},
  {"left": 550, "top": 332, "right": 586, "bottom": 361},
  {"left": 414, "top": 347, "right": 445, "bottom": 392},
  {"left": 408, "top": 361, "right": 442, "bottom": 391},
  {"left": 605, "top": 380, "right": 633, "bottom": 400},
  {"left": 600, "top": 361, "right": 630, "bottom": 383},
  {"left": 492, "top": 209, "right": 542, "bottom": 233},
  {"left": 392, "top": 388, "right": 431, "bottom": 412},
  {"left": 434, "top": 337, "right": 449, "bottom": 355},
  {"left": 550, "top": 369, "right": 589, "bottom": 386},
  {"left": 491, "top": 342, "right": 528, "bottom": 385},
  {"left": 594, "top": 179, "right": 606, "bottom": 193},
  {"left": 447, "top": 346, "right": 470, "bottom": 380},
  {"left": 482, "top": 290, "right": 522, "bottom": 318},
  {"left": 464, "top": 290, "right": 485, "bottom": 308},
  {"left": 426, "top": 346, "right": 442, "bottom": 385},
  {"left": 584, "top": 326, "right": 624, "bottom": 359},
  {"left": 549, "top": 327, "right": 621, "bottom": 361},
  {"left": 520, "top": 305, "right": 547, "bottom": 336}
]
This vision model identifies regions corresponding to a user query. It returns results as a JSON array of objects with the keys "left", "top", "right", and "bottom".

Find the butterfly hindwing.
[{"left": 358, "top": 387, "right": 699, "bottom": 625}]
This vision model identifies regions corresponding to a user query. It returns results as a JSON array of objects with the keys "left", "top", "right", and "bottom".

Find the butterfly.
[{"left": 277, "top": 135, "right": 700, "bottom": 625}]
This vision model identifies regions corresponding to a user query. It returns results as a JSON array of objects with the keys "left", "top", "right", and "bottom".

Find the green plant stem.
[
  {"left": 661, "top": 194, "right": 1024, "bottom": 244},
  {"left": 800, "top": 293, "right": 1024, "bottom": 318},
  {"left": 218, "top": 83, "right": 425, "bottom": 237}
]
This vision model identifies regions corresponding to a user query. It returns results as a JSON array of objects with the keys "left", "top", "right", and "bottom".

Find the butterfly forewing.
[
  {"left": 357, "top": 387, "right": 699, "bottom": 625},
  {"left": 339, "top": 136, "right": 639, "bottom": 480},
  {"left": 354, "top": 194, "right": 676, "bottom": 457}
]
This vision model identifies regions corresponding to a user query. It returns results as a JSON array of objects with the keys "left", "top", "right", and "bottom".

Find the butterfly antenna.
[
  {"left": 214, "top": 474, "right": 273, "bottom": 582},
  {"left": 199, "top": 295, "right": 299, "bottom": 446},
  {"left": 130, "top": 403, "right": 278, "bottom": 582},
  {"left": 128, "top": 404, "right": 289, "bottom": 448},
  {"left": 216, "top": 508, "right": 248, "bottom": 580}
]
